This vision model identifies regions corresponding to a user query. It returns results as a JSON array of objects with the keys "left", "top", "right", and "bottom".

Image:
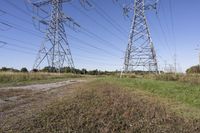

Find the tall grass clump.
[
  {"left": 120, "top": 72, "right": 200, "bottom": 85},
  {"left": 0, "top": 72, "right": 81, "bottom": 84},
  {"left": 154, "top": 73, "right": 181, "bottom": 81},
  {"left": 153, "top": 73, "right": 200, "bottom": 85},
  {"left": 179, "top": 74, "right": 200, "bottom": 84}
]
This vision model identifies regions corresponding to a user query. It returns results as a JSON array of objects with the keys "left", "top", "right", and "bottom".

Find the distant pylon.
[{"left": 123, "top": 0, "right": 159, "bottom": 73}]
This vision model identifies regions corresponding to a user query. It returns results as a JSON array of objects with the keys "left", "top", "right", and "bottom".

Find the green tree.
[
  {"left": 186, "top": 65, "right": 200, "bottom": 74},
  {"left": 81, "top": 69, "right": 87, "bottom": 74},
  {"left": 21, "top": 67, "right": 28, "bottom": 73}
]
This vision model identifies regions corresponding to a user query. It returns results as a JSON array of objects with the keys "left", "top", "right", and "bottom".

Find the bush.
[
  {"left": 186, "top": 65, "right": 200, "bottom": 74},
  {"left": 21, "top": 67, "right": 28, "bottom": 73},
  {"left": 31, "top": 69, "right": 38, "bottom": 72}
]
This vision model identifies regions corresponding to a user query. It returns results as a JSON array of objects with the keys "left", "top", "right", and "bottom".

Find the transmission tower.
[
  {"left": 28, "top": 0, "right": 92, "bottom": 71},
  {"left": 122, "top": 0, "right": 159, "bottom": 73}
]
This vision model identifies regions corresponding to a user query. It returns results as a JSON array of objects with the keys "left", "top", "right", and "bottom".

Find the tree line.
[{"left": 0, "top": 66, "right": 120, "bottom": 75}]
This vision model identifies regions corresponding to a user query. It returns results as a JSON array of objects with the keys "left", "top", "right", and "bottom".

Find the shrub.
[
  {"left": 21, "top": 67, "right": 28, "bottom": 73},
  {"left": 186, "top": 65, "right": 200, "bottom": 74}
]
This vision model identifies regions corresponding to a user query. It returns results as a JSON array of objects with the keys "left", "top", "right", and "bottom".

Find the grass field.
[
  {"left": 102, "top": 77, "right": 200, "bottom": 119},
  {"left": 1, "top": 76, "right": 200, "bottom": 132},
  {"left": 105, "top": 77, "right": 200, "bottom": 108},
  {"left": 0, "top": 72, "right": 84, "bottom": 87}
]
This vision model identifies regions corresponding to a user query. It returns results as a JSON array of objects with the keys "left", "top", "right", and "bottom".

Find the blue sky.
[{"left": 0, "top": 0, "right": 200, "bottom": 72}]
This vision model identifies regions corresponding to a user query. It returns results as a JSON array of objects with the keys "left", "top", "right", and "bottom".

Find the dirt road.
[
  {"left": 0, "top": 79, "right": 88, "bottom": 131},
  {"left": 0, "top": 79, "right": 85, "bottom": 91}
]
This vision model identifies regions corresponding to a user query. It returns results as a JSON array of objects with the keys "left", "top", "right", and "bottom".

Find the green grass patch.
[{"left": 101, "top": 77, "right": 200, "bottom": 109}]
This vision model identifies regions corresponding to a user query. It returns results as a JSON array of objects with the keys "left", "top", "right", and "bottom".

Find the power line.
[
  {"left": 73, "top": 52, "right": 121, "bottom": 62},
  {"left": 169, "top": 0, "right": 177, "bottom": 54},
  {"left": 0, "top": 44, "right": 121, "bottom": 67},
  {"left": 0, "top": 35, "right": 122, "bottom": 61},
  {"left": 169, "top": 0, "right": 177, "bottom": 73},
  {"left": 1, "top": 0, "right": 123, "bottom": 67},
  {"left": 3, "top": 0, "right": 124, "bottom": 54},
  {"left": 0, "top": 21, "right": 12, "bottom": 31},
  {"left": 19, "top": 22, "right": 116, "bottom": 57},
  {"left": 1, "top": 3, "right": 124, "bottom": 53},
  {"left": 3, "top": 41, "right": 37, "bottom": 51},
  {"left": 114, "top": 1, "right": 133, "bottom": 22},
  {"left": 155, "top": 0, "right": 175, "bottom": 67},
  {"left": 0, "top": 19, "right": 42, "bottom": 38},
  {"left": 2, "top": 7, "right": 124, "bottom": 53},
  {"left": 0, "top": 40, "right": 117, "bottom": 63},
  {"left": 91, "top": 0, "right": 127, "bottom": 40},
  {"left": 0, "top": 9, "right": 33, "bottom": 25},
  {"left": 93, "top": 0, "right": 128, "bottom": 34},
  {"left": 156, "top": 15, "right": 173, "bottom": 58},
  {"left": 0, "top": 33, "right": 120, "bottom": 61},
  {"left": 0, "top": 40, "right": 38, "bottom": 53},
  {"left": 0, "top": 17, "right": 122, "bottom": 58},
  {"left": 0, "top": 34, "right": 122, "bottom": 66},
  {"left": 0, "top": 34, "right": 39, "bottom": 47},
  {"left": 71, "top": 3, "right": 126, "bottom": 45},
  {"left": 3, "top": 19, "right": 119, "bottom": 57},
  {"left": 0, "top": 41, "right": 7, "bottom": 48},
  {"left": 74, "top": 56, "right": 122, "bottom": 67},
  {"left": 3, "top": 0, "right": 31, "bottom": 16},
  {"left": 169, "top": 0, "right": 176, "bottom": 45},
  {"left": 0, "top": 46, "right": 37, "bottom": 55},
  {"left": 68, "top": 34, "right": 117, "bottom": 57},
  {"left": 29, "top": 0, "right": 111, "bottom": 70},
  {"left": 80, "top": 26, "right": 124, "bottom": 53},
  {"left": 71, "top": 43, "right": 120, "bottom": 59}
]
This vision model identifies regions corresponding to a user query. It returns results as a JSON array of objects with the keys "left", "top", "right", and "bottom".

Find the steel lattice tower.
[
  {"left": 31, "top": 0, "right": 75, "bottom": 71},
  {"left": 123, "top": 0, "right": 158, "bottom": 73}
]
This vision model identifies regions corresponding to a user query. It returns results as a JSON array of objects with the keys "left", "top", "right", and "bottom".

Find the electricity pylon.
[
  {"left": 28, "top": 0, "right": 92, "bottom": 71},
  {"left": 122, "top": 0, "right": 159, "bottom": 73}
]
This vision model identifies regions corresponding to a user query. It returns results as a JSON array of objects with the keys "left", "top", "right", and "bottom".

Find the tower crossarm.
[
  {"left": 62, "top": 14, "right": 81, "bottom": 28},
  {"left": 32, "top": 0, "right": 73, "bottom": 7}
]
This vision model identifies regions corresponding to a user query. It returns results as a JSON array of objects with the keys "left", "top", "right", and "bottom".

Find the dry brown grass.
[
  {"left": 142, "top": 73, "right": 200, "bottom": 85},
  {"left": 0, "top": 72, "right": 83, "bottom": 87},
  {"left": 2, "top": 81, "right": 199, "bottom": 133}
]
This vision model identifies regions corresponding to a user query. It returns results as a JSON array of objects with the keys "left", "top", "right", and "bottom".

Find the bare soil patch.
[
  {"left": 0, "top": 79, "right": 87, "bottom": 132},
  {"left": 0, "top": 79, "right": 85, "bottom": 91}
]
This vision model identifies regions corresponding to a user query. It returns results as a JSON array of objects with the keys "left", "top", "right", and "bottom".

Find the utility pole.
[
  {"left": 120, "top": 0, "right": 159, "bottom": 75},
  {"left": 174, "top": 53, "right": 177, "bottom": 74},
  {"left": 164, "top": 60, "right": 167, "bottom": 73},
  {"left": 28, "top": 0, "right": 92, "bottom": 72},
  {"left": 195, "top": 46, "right": 200, "bottom": 69},
  {"left": 198, "top": 52, "right": 200, "bottom": 71}
]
